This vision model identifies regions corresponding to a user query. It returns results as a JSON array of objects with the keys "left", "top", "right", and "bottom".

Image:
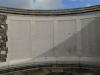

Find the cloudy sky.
[{"left": 0, "top": 0, "right": 100, "bottom": 10}]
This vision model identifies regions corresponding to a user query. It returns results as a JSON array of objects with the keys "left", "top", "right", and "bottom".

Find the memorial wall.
[
  {"left": 0, "top": 5, "right": 100, "bottom": 75},
  {"left": 0, "top": 10, "right": 99, "bottom": 66}
]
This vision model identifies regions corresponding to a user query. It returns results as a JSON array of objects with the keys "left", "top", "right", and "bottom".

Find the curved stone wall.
[{"left": 0, "top": 6, "right": 100, "bottom": 74}]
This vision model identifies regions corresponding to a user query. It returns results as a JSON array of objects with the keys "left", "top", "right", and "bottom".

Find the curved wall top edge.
[{"left": 0, "top": 5, "right": 100, "bottom": 15}]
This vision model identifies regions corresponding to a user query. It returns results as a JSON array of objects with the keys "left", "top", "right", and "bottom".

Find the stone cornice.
[{"left": 0, "top": 5, "right": 100, "bottom": 15}]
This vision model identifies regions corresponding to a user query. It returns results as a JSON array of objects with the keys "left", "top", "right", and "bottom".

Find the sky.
[{"left": 0, "top": 0, "right": 100, "bottom": 10}]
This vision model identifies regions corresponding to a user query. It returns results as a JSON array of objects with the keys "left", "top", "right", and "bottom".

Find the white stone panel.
[
  {"left": 54, "top": 20, "right": 77, "bottom": 46},
  {"left": 8, "top": 20, "right": 32, "bottom": 60},
  {"left": 31, "top": 21, "right": 53, "bottom": 58}
]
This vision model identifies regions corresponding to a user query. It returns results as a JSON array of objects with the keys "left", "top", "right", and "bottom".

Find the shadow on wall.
[{"left": 37, "top": 17, "right": 100, "bottom": 58}]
